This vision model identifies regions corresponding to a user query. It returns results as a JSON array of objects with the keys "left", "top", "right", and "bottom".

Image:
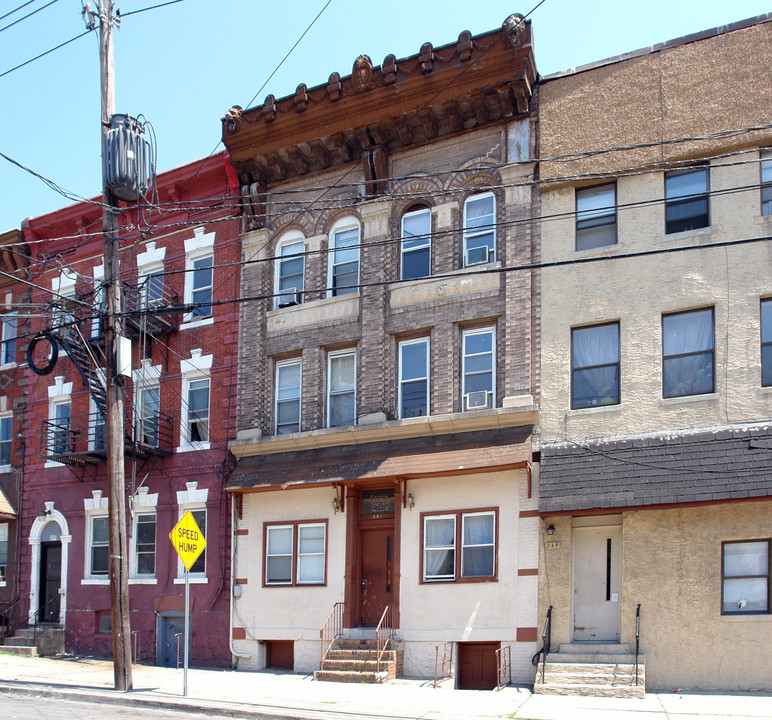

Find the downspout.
[{"left": 229, "top": 493, "right": 251, "bottom": 661}]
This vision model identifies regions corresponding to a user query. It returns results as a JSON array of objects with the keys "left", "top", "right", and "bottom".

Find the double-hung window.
[
  {"left": 401, "top": 208, "right": 431, "bottom": 279},
  {"left": 662, "top": 308, "right": 714, "bottom": 398},
  {"left": 0, "top": 415, "right": 11, "bottom": 467},
  {"left": 722, "top": 540, "right": 770, "bottom": 614},
  {"left": 138, "top": 385, "right": 161, "bottom": 447},
  {"left": 90, "top": 515, "right": 109, "bottom": 576},
  {"left": 463, "top": 193, "right": 495, "bottom": 266},
  {"left": 133, "top": 513, "right": 156, "bottom": 577},
  {"left": 399, "top": 338, "right": 429, "bottom": 419},
  {"left": 762, "top": 299, "right": 772, "bottom": 387},
  {"left": 1, "top": 312, "right": 17, "bottom": 365},
  {"left": 276, "top": 360, "right": 301, "bottom": 434},
  {"left": 422, "top": 509, "right": 497, "bottom": 582},
  {"left": 186, "top": 378, "right": 209, "bottom": 443},
  {"left": 275, "top": 237, "right": 305, "bottom": 308},
  {"left": 576, "top": 184, "right": 616, "bottom": 250},
  {"left": 462, "top": 328, "right": 495, "bottom": 410},
  {"left": 50, "top": 400, "right": 71, "bottom": 456},
  {"left": 144, "top": 273, "right": 164, "bottom": 309},
  {"left": 328, "top": 350, "right": 356, "bottom": 428},
  {"left": 329, "top": 221, "right": 360, "bottom": 296},
  {"left": 571, "top": 323, "right": 620, "bottom": 409},
  {"left": 190, "top": 255, "right": 213, "bottom": 318},
  {"left": 264, "top": 521, "right": 326, "bottom": 586},
  {"left": 665, "top": 167, "right": 709, "bottom": 234},
  {"left": 761, "top": 150, "right": 772, "bottom": 216}
]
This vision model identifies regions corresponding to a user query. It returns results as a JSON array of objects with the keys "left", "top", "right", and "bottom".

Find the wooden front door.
[
  {"left": 360, "top": 527, "right": 393, "bottom": 626},
  {"left": 39, "top": 542, "right": 61, "bottom": 623},
  {"left": 458, "top": 642, "right": 499, "bottom": 690}
]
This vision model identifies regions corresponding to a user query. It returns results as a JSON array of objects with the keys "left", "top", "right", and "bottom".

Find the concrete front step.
[
  {"left": 326, "top": 649, "right": 397, "bottom": 661},
  {"left": 534, "top": 682, "right": 645, "bottom": 699},
  {"left": 547, "top": 652, "right": 640, "bottom": 664},
  {"left": 322, "top": 659, "right": 393, "bottom": 673},
  {"left": 3, "top": 636, "right": 35, "bottom": 647},
  {"left": 559, "top": 642, "right": 633, "bottom": 654},
  {"left": 0, "top": 645, "right": 37, "bottom": 657},
  {"left": 314, "top": 669, "right": 389, "bottom": 684}
]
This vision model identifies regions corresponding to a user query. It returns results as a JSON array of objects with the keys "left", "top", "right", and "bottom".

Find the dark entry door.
[
  {"left": 158, "top": 614, "right": 186, "bottom": 667},
  {"left": 39, "top": 542, "right": 61, "bottom": 623},
  {"left": 458, "top": 642, "right": 499, "bottom": 690},
  {"left": 360, "top": 527, "right": 393, "bottom": 626}
]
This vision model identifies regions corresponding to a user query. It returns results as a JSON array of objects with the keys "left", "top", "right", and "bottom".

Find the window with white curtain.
[
  {"left": 328, "top": 350, "right": 356, "bottom": 428},
  {"left": 1, "top": 312, "right": 17, "bottom": 366},
  {"left": 264, "top": 521, "right": 327, "bottom": 586},
  {"left": 275, "top": 359, "right": 302, "bottom": 434},
  {"left": 571, "top": 323, "right": 620, "bottom": 409},
  {"left": 662, "top": 308, "right": 714, "bottom": 398},
  {"left": 422, "top": 509, "right": 497, "bottom": 582},
  {"left": 722, "top": 540, "right": 770, "bottom": 614}
]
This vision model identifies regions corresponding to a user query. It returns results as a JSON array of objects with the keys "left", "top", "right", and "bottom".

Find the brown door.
[
  {"left": 266, "top": 640, "right": 294, "bottom": 670},
  {"left": 360, "top": 527, "right": 393, "bottom": 626},
  {"left": 458, "top": 642, "right": 499, "bottom": 690}
]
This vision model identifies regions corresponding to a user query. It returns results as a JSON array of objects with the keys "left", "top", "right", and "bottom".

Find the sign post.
[{"left": 169, "top": 510, "right": 207, "bottom": 697}]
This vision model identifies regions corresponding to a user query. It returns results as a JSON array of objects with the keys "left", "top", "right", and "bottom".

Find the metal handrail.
[
  {"left": 540, "top": 605, "right": 553, "bottom": 684},
  {"left": 433, "top": 642, "right": 453, "bottom": 688},
  {"left": 319, "top": 602, "right": 344, "bottom": 668},
  {"left": 635, "top": 603, "right": 641, "bottom": 686},
  {"left": 132, "top": 630, "right": 141, "bottom": 664},
  {"left": 0, "top": 598, "right": 24, "bottom": 640},
  {"left": 175, "top": 632, "right": 183, "bottom": 669},
  {"left": 32, "top": 597, "right": 59, "bottom": 644},
  {"left": 495, "top": 645, "right": 511, "bottom": 690},
  {"left": 374, "top": 604, "right": 395, "bottom": 673}
]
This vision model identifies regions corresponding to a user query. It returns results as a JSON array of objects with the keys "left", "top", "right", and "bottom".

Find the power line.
[
  {"left": 117, "top": 0, "right": 186, "bottom": 18},
  {"left": 0, "top": 27, "right": 93, "bottom": 79},
  {"left": 0, "top": 0, "right": 39, "bottom": 22},
  {"left": 0, "top": 0, "right": 58, "bottom": 33}
]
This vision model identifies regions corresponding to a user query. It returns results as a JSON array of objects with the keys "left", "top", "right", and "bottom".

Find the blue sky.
[{"left": 1, "top": 0, "right": 769, "bottom": 231}]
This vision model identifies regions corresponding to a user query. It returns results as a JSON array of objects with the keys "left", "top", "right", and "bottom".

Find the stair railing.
[
  {"left": 540, "top": 605, "right": 552, "bottom": 684},
  {"left": 433, "top": 642, "right": 453, "bottom": 687},
  {"left": 0, "top": 598, "right": 24, "bottom": 640},
  {"left": 495, "top": 645, "right": 511, "bottom": 690},
  {"left": 374, "top": 604, "right": 395, "bottom": 673},
  {"left": 635, "top": 603, "right": 641, "bottom": 686},
  {"left": 319, "top": 601, "right": 344, "bottom": 668},
  {"left": 32, "top": 597, "right": 59, "bottom": 644}
]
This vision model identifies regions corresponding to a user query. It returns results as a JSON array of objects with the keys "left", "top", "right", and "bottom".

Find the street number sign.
[{"left": 169, "top": 509, "right": 207, "bottom": 571}]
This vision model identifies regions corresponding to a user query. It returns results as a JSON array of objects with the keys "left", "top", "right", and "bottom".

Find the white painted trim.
[{"left": 28, "top": 504, "right": 70, "bottom": 625}]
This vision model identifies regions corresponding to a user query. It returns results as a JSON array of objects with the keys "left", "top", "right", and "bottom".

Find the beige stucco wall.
[{"left": 540, "top": 501, "right": 772, "bottom": 691}]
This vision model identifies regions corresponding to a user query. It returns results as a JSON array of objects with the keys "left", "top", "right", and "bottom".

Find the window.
[
  {"left": 462, "top": 328, "right": 495, "bottom": 410},
  {"left": 1, "top": 312, "right": 17, "bottom": 365},
  {"left": 399, "top": 338, "right": 429, "bottom": 419},
  {"left": 264, "top": 521, "right": 326, "bottom": 586},
  {"left": 185, "top": 378, "right": 209, "bottom": 444},
  {"left": 275, "top": 360, "right": 301, "bottom": 434},
  {"left": 144, "top": 272, "right": 164, "bottom": 309},
  {"left": 97, "top": 612, "right": 112, "bottom": 634},
  {"left": 0, "top": 415, "right": 11, "bottom": 466},
  {"left": 90, "top": 399, "right": 106, "bottom": 452},
  {"left": 133, "top": 513, "right": 156, "bottom": 577},
  {"left": 138, "top": 384, "right": 160, "bottom": 447},
  {"left": 576, "top": 184, "right": 616, "bottom": 250},
  {"left": 275, "top": 236, "right": 305, "bottom": 308},
  {"left": 0, "top": 523, "right": 7, "bottom": 582},
  {"left": 463, "top": 193, "right": 495, "bottom": 266},
  {"left": 329, "top": 220, "right": 360, "bottom": 296},
  {"left": 422, "top": 509, "right": 497, "bottom": 582},
  {"left": 762, "top": 299, "right": 772, "bottom": 387},
  {"left": 190, "top": 254, "right": 213, "bottom": 318},
  {"left": 761, "top": 150, "right": 772, "bottom": 216},
  {"left": 183, "top": 509, "right": 207, "bottom": 575},
  {"left": 401, "top": 208, "right": 431, "bottom": 279},
  {"left": 722, "top": 540, "right": 770, "bottom": 615},
  {"left": 328, "top": 350, "right": 356, "bottom": 428},
  {"left": 665, "top": 167, "right": 709, "bottom": 234},
  {"left": 662, "top": 308, "right": 714, "bottom": 398},
  {"left": 50, "top": 400, "right": 71, "bottom": 455},
  {"left": 571, "top": 323, "right": 620, "bottom": 409},
  {"left": 90, "top": 515, "right": 109, "bottom": 576}
]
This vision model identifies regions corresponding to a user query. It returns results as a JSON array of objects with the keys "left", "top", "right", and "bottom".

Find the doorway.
[
  {"left": 157, "top": 613, "right": 186, "bottom": 667},
  {"left": 360, "top": 526, "right": 394, "bottom": 626},
  {"left": 38, "top": 542, "right": 61, "bottom": 623},
  {"left": 458, "top": 642, "right": 499, "bottom": 689},
  {"left": 572, "top": 525, "right": 621, "bottom": 641}
]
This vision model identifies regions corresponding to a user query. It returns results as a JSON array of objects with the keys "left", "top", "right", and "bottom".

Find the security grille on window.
[
  {"left": 328, "top": 351, "right": 356, "bottom": 428},
  {"left": 576, "top": 184, "right": 617, "bottom": 250},
  {"left": 571, "top": 323, "right": 620, "bottom": 409},
  {"left": 190, "top": 255, "right": 213, "bottom": 318},
  {"left": 463, "top": 193, "right": 495, "bottom": 266},
  {"left": 330, "top": 225, "right": 359, "bottom": 296},
  {"left": 722, "top": 539, "right": 770, "bottom": 614},
  {"left": 401, "top": 208, "right": 431, "bottom": 279},
  {"left": 186, "top": 378, "right": 209, "bottom": 443},
  {"left": 662, "top": 308, "right": 714, "bottom": 398},
  {"left": 462, "top": 329, "right": 494, "bottom": 410},
  {"left": 665, "top": 167, "right": 709, "bottom": 234},
  {"left": 265, "top": 522, "right": 326, "bottom": 586},
  {"left": 1, "top": 312, "right": 17, "bottom": 365},
  {"left": 761, "top": 150, "right": 772, "bottom": 216},
  {"left": 91, "top": 516, "right": 109, "bottom": 575},
  {"left": 276, "top": 240, "right": 305, "bottom": 308},
  {"left": 762, "top": 299, "right": 772, "bottom": 387},
  {"left": 399, "top": 338, "right": 429, "bottom": 419},
  {"left": 423, "top": 510, "right": 496, "bottom": 582},
  {"left": 276, "top": 360, "right": 301, "bottom": 434},
  {"left": 134, "top": 514, "right": 156, "bottom": 576},
  {"left": 0, "top": 416, "right": 11, "bottom": 466}
]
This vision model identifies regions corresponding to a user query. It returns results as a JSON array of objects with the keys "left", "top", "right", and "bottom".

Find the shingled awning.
[{"left": 227, "top": 427, "right": 532, "bottom": 492}]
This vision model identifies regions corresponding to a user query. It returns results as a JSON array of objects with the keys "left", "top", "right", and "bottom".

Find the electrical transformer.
[{"left": 103, "top": 113, "right": 152, "bottom": 202}]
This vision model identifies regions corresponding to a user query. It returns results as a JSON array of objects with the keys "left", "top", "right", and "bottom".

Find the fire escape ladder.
[{"left": 57, "top": 321, "right": 107, "bottom": 418}]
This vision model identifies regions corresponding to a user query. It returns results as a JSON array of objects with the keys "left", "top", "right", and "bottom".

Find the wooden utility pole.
[{"left": 98, "top": 0, "right": 133, "bottom": 691}]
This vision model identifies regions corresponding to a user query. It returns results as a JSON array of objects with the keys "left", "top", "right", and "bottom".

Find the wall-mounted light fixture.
[
  {"left": 332, "top": 498, "right": 340, "bottom": 514},
  {"left": 407, "top": 494, "right": 415, "bottom": 510},
  {"left": 546, "top": 524, "right": 555, "bottom": 536},
  {"left": 37, "top": 509, "right": 52, "bottom": 520}
]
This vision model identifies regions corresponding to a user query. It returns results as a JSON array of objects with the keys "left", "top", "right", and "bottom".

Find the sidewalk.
[{"left": 0, "top": 652, "right": 771, "bottom": 720}]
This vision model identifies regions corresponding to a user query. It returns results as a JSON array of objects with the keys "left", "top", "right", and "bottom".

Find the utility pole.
[{"left": 97, "top": 0, "right": 133, "bottom": 692}]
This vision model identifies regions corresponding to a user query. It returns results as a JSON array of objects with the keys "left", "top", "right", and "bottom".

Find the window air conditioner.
[
  {"left": 465, "top": 245, "right": 493, "bottom": 266},
  {"left": 465, "top": 390, "right": 491, "bottom": 410},
  {"left": 277, "top": 287, "right": 301, "bottom": 308}
]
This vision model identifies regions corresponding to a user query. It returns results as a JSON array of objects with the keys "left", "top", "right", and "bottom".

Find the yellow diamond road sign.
[{"left": 170, "top": 509, "right": 207, "bottom": 572}]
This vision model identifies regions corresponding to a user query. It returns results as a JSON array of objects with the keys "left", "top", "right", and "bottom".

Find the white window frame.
[
  {"left": 398, "top": 337, "right": 429, "bottom": 419},
  {"left": 134, "top": 359, "right": 162, "bottom": 449},
  {"left": 401, "top": 207, "right": 431, "bottom": 280},
  {"left": 179, "top": 350, "right": 212, "bottom": 451},
  {"left": 462, "top": 192, "right": 496, "bottom": 266},
  {"left": 462, "top": 328, "right": 495, "bottom": 411},
  {"left": 46, "top": 377, "right": 73, "bottom": 467},
  {"left": 761, "top": 149, "right": 772, "bottom": 216},
  {"left": 327, "top": 217, "right": 360, "bottom": 297},
  {"left": 722, "top": 539, "right": 770, "bottom": 615},
  {"left": 274, "top": 232, "right": 306, "bottom": 309},
  {"left": 183, "top": 227, "right": 215, "bottom": 327},
  {"left": 88, "top": 397, "right": 106, "bottom": 453},
  {"left": 275, "top": 359, "right": 302, "bottom": 435},
  {"left": 88, "top": 514, "right": 109, "bottom": 579},
  {"left": 327, "top": 349, "right": 356, "bottom": 428},
  {"left": 81, "top": 490, "right": 108, "bottom": 584},
  {"left": 0, "top": 413, "right": 11, "bottom": 469},
  {"left": 175, "top": 482, "right": 208, "bottom": 583},
  {"left": 130, "top": 487, "right": 158, "bottom": 583},
  {"left": 1, "top": 311, "right": 18, "bottom": 366},
  {"left": 264, "top": 521, "right": 327, "bottom": 586}
]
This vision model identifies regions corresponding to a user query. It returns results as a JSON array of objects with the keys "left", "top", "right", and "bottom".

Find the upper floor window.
[
  {"left": 0, "top": 415, "right": 11, "bottom": 467},
  {"left": 662, "top": 308, "right": 714, "bottom": 398},
  {"left": 399, "top": 338, "right": 429, "bottom": 419},
  {"left": 329, "top": 219, "right": 360, "bottom": 296},
  {"left": 665, "top": 167, "right": 709, "bottom": 234},
  {"left": 275, "top": 234, "right": 305, "bottom": 309},
  {"left": 144, "top": 273, "right": 164, "bottom": 310},
  {"left": 1, "top": 312, "right": 17, "bottom": 365},
  {"left": 761, "top": 299, "right": 772, "bottom": 387},
  {"left": 722, "top": 539, "right": 770, "bottom": 615},
  {"left": 328, "top": 350, "right": 356, "bottom": 428},
  {"left": 50, "top": 399, "right": 71, "bottom": 456},
  {"left": 189, "top": 255, "right": 213, "bottom": 319},
  {"left": 463, "top": 193, "right": 495, "bottom": 266},
  {"left": 401, "top": 208, "right": 431, "bottom": 280},
  {"left": 276, "top": 359, "right": 302, "bottom": 434},
  {"left": 571, "top": 323, "right": 620, "bottom": 409},
  {"left": 462, "top": 328, "right": 495, "bottom": 411},
  {"left": 185, "top": 378, "right": 209, "bottom": 444},
  {"left": 138, "top": 384, "right": 161, "bottom": 447},
  {"left": 576, "top": 184, "right": 616, "bottom": 250},
  {"left": 761, "top": 150, "right": 772, "bottom": 216}
]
